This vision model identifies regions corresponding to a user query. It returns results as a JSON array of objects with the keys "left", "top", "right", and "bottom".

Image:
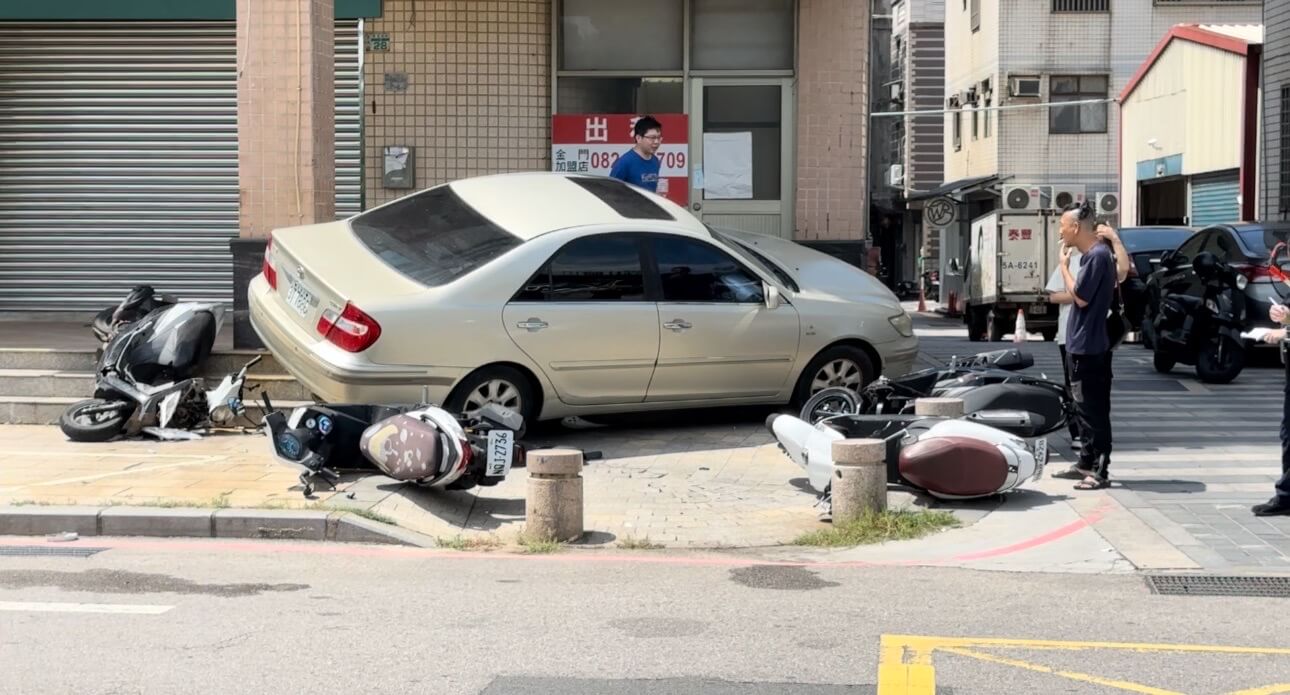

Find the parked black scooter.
[
  {"left": 60, "top": 301, "right": 260, "bottom": 442},
  {"left": 1151, "top": 251, "right": 1249, "bottom": 384}
]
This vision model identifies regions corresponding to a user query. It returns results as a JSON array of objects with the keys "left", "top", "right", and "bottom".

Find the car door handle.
[
  {"left": 663, "top": 319, "right": 692, "bottom": 332},
  {"left": 516, "top": 318, "right": 548, "bottom": 332}
]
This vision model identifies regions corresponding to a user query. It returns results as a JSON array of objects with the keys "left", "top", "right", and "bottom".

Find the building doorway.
[{"left": 1139, "top": 178, "right": 1187, "bottom": 225}]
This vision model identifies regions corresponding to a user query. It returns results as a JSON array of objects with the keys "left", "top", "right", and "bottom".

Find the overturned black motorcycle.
[
  {"left": 1150, "top": 250, "right": 1249, "bottom": 384},
  {"left": 261, "top": 393, "right": 527, "bottom": 497},
  {"left": 798, "top": 348, "right": 1074, "bottom": 439},
  {"left": 60, "top": 301, "right": 261, "bottom": 442}
]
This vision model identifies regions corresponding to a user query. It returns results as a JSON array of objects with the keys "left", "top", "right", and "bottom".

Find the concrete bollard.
[
  {"left": 914, "top": 397, "right": 965, "bottom": 418},
  {"left": 831, "top": 438, "right": 887, "bottom": 523},
  {"left": 525, "top": 448, "right": 584, "bottom": 542}
]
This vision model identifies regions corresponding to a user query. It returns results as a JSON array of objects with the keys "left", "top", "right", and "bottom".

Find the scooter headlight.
[{"left": 275, "top": 432, "right": 304, "bottom": 460}]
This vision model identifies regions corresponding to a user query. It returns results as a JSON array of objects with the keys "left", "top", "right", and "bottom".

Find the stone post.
[
  {"left": 831, "top": 439, "right": 887, "bottom": 523},
  {"left": 915, "top": 397, "right": 965, "bottom": 417},
  {"left": 525, "top": 448, "right": 584, "bottom": 542}
]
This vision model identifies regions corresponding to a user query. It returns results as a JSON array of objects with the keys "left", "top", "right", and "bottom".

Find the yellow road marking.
[
  {"left": 876, "top": 634, "right": 1290, "bottom": 695},
  {"left": 1227, "top": 686, "right": 1290, "bottom": 695},
  {"left": 940, "top": 646, "right": 1184, "bottom": 695}
]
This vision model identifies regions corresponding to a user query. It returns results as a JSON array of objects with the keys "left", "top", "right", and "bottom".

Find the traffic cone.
[
  {"left": 916, "top": 286, "right": 927, "bottom": 313},
  {"left": 1013, "top": 309, "right": 1028, "bottom": 343}
]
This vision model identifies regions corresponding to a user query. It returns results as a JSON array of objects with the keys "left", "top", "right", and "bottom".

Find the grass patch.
[
  {"left": 435, "top": 535, "right": 504, "bottom": 551},
  {"left": 794, "top": 509, "right": 960, "bottom": 548},
  {"left": 617, "top": 535, "right": 665, "bottom": 550},
  {"left": 337, "top": 507, "right": 397, "bottom": 525},
  {"left": 517, "top": 532, "right": 563, "bottom": 555}
]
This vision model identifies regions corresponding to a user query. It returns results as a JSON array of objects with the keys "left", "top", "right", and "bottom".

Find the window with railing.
[
  {"left": 1053, "top": 0, "right": 1109, "bottom": 11},
  {"left": 1280, "top": 87, "right": 1290, "bottom": 215}
]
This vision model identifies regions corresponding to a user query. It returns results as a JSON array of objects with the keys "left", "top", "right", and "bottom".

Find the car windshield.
[
  {"left": 708, "top": 228, "right": 800, "bottom": 292},
  {"left": 349, "top": 186, "right": 522, "bottom": 287},
  {"left": 1118, "top": 228, "right": 1194, "bottom": 254}
]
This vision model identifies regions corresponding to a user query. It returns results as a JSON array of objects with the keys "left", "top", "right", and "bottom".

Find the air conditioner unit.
[
  {"left": 889, "top": 82, "right": 904, "bottom": 104},
  {"left": 1096, "top": 191, "right": 1120, "bottom": 216},
  {"left": 888, "top": 164, "right": 905, "bottom": 187},
  {"left": 1003, "top": 185, "right": 1051, "bottom": 211},
  {"left": 1050, "top": 184, "right": 1087, "bottom": 210},
  {"left": 1009, "top": 76, "right": 1041, "bottom": 98}
]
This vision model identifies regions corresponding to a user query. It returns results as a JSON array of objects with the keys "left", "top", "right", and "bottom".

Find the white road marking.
[{"left": 0, "top": 601, "right": 174, "bottom": 615}]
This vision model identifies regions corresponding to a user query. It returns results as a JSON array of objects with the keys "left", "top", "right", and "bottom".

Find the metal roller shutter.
[
  {"left": 1189, "top": 171, "right": 1240, "bottom": 227},
  {"left": 0, "top": 21, "right": 363, "bottom": 312}
]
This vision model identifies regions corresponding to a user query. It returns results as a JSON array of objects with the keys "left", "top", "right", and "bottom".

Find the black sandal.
[{"left": 1074, "top": 475, "right": 1109, "bottom": 490}]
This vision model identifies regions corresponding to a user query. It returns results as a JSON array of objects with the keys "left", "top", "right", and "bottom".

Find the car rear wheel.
[{"left": 446, "top": 366, "right": 537, "bottom": 425}]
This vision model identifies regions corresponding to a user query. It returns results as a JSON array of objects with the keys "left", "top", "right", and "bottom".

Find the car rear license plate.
[
  {"left": 284, "top": 277, "right": 315, "bottom": 317},
  {"left": 486, "top": 429, "right": 514, "bottom": 477},
  {"left": 1031, "top": 438, "right": 1049, "bottom": 480}
]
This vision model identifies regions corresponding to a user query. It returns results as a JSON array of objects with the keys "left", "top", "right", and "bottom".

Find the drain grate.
[
  {"left": 1146, "top": 574, "right": 1290, "bottom": 597},
  {"left": 0, "top": 545, "right": 107, "bottom": 558}
]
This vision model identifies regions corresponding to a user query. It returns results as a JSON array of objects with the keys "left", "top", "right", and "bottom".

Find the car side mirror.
[{"left": 765, "top": 284, "right": 781, "bottom": 310}]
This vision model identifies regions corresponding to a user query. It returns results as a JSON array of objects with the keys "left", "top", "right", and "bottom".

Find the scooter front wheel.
[
  {"left": 1195, "top": 336, "right": 1245, "bottom": 384},
  {"left": 59, "top": 398, "right": 130, "bottom": 442},
  {"left": 799, "top": 387, "right": 861, "bottom": 423}
]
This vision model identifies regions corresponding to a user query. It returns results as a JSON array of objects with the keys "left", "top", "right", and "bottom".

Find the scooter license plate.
[
  {"left": 284, "top": 277, "right": 315, "bottom": 317},
  {"left": 1031, "top": 438, "right": 1049, "bottom": 480},
  {"left": 486, "top": 429, "right": 514, "bottom": 477}
]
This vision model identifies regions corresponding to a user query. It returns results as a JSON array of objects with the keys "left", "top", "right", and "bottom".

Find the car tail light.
[
  {"left": 316, "top": 302, "right": 382, "bottom": 352},
  {"left": 263, "top": 238, "right": 278, "bottom": 289},
  {"left": 1233, "top": 262, "right": 1276, "bottom": 282}
]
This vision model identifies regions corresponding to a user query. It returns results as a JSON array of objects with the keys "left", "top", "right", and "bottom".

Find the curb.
[{"left": 0, "top": 505, "right": 438, "bottom": 548}]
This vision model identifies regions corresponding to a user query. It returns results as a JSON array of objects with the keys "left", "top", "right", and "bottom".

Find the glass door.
[{"left": 688, "top": 78, "right": 795, "bottom": 238}]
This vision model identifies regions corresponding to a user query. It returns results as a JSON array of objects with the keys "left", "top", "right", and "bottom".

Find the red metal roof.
[{"left": 1119, "top": 24, "right": 1260, "bottom": 103}]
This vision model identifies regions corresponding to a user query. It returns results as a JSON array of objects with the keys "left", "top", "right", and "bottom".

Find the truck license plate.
[
  {"left": 486, "top": 429, "right": 514, "bottom": 477},
  {"left": 284, "top": 277, "right": 315, "bottom": 317}
]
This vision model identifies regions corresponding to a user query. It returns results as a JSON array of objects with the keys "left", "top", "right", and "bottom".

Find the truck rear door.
[{"left": 999, "top": 213, "right": 1047, "bottom": 294}]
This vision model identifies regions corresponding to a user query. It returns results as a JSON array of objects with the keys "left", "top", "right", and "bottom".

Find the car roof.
[{"left": 447, "top": 172, "right": 709, "bottom": 241}]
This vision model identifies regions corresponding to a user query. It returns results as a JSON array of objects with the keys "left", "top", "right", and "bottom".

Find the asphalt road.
[{"left": 1, "top": 537, "right": 1288, "bottom": 695}]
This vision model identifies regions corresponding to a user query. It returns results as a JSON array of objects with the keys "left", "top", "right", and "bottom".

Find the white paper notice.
[{"left": 702, "top": 132, "right": 753, "bottom": 199}]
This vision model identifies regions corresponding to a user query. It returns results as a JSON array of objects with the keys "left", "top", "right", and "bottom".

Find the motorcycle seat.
[
  {"left": 897, "top": 436, "right": 1008, "bottom": 497},
  {"left": 360, "top": 414, "right": 444, "bottom": 481}
]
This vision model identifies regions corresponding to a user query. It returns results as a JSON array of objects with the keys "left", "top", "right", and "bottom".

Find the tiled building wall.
[
  {"left": 795, "top": 0, "right": 869, "bottom": 241},
  {"left": 362, "top": 0, "right": 551, "bottom": 208},
  {"left": 237, "top": 0, "right": 336, "bottom": 238},
  {"left": 1264, "top": 1, "right": 1290, "bottom": 221},
  {"left": 986, "top": 0, "right": 1259, "bottom": 190},
  {"left": 944, "top": 0, "right": 999, "bottom": 182}
]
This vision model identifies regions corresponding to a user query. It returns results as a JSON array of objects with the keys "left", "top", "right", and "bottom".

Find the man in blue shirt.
[
  {"left": 1052, "top": 201, "right": 1118, "bottom": 490},
  {"left": 609, "top": 115, "right": 662, "bottom": 193}
]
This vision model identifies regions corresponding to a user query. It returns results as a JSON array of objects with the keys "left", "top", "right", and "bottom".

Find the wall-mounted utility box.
[{"left": 383, "top": 145, "right": 414, "bottom": 189}]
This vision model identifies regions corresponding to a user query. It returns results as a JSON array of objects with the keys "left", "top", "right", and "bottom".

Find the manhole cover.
[
  {"left": 0, "top": 546, "right": 106, "bottom": 558},
  {"left": 1145, "top": 574, "right": 1290, "bottom": 597}
]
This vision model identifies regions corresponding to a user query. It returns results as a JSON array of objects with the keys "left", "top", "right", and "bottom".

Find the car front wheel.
[{"left": 793, "top": 346, "right": 875, "bottom": 407}]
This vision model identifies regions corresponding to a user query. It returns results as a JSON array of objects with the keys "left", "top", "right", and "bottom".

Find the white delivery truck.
[{"left": 963, "top": 210, "right": 1061, "bottom": 342}]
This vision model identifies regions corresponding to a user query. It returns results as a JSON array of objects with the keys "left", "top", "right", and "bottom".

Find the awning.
[{"left": 906, "top": 174, "right": 1002, "bottom": 202}]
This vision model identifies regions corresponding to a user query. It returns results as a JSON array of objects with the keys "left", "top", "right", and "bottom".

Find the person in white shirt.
[{"left": 1046, "top": 246, "right": 1084, "bottom": 448}]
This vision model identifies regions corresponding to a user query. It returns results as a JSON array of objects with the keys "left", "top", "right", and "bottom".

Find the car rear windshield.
[
  {"left": 1119, "top": 228, "right": 1194, "bottom": 253},
  {"left": 349, "top": 186, "right": 522, "bottom": 287},
  {"left": 1238, "top": 228, "right": 1273, "bottom": 255}
]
